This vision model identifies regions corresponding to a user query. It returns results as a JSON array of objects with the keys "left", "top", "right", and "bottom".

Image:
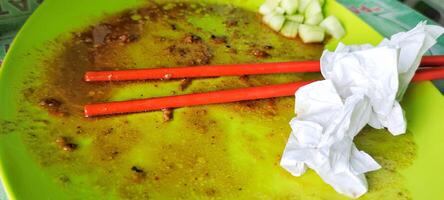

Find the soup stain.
[{"left": 6, "top": 2, "right": 417, "bottom": 199}]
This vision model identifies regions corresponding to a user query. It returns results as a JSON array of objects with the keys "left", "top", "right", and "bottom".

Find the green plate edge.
[{"left": 0, "top": 0, "right": 442, "bottom": 199}]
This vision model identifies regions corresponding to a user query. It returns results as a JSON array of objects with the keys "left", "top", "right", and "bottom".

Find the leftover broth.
[{"left": 2, "top": 2, "right": 416, "bottom": 200}]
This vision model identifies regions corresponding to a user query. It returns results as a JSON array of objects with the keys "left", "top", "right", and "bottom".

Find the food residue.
[
  {"left": 55, "top": 137, "right": 77, "bottom": 152},
  {"left": 162, "top": 108, "right": 173, "bottom": 122},
  {"left": 4, "top": 1, "right": 416, "bottom": 199},
  {"left": 251, "top": 49, "right": 270, "bottom": 58}
]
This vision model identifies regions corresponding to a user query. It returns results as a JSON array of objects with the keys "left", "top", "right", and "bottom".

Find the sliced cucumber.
[
  {"left": 305, "top": 0, "right": 322, "bottom": 17},
  {"left": 263, "top": 13, "right": 286, "bottom": 32},
  {"left": 258, "top": 0, "right": 343, "bottom": 43},
  {"left": 298, "top": 0, "right": 313, "bottom": 13},
  {"left": 320, "top": 15, "right": 346, "bottom": 39},
  {"left": 280, "top": 21, "right": 300, "bottom": 38},
  {"left": 259, "top": 4, "right": 274, "bottom": 15},
  {"left": 286, "top": 14, "right": 304, "bottom": 23},
  {"left": 299, "top": 24, "right": 325, "bottom": 43},
  {"left": 274, "top": 6, "right": 286, "bottom": 14},
  {"left": 281, "top": 0, "right": 299, "bottom": 14},
  {"left": 259, "top": 0, "right": 282, "bottom": 15},
  {"left": 304, "top": 0, "right": 323, "bottom": 25},
  {"left": 304, "top": 12, "right": 323, "bottom": 25}
]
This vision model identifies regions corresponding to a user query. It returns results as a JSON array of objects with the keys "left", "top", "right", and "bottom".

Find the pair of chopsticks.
[{"left": 84, "top": 56, "right": 444, "bottom": 117}]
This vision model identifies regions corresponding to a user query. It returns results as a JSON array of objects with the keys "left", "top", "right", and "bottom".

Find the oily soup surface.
[{"left": 3, "top": 2, "right": 415, "bottom": 199}]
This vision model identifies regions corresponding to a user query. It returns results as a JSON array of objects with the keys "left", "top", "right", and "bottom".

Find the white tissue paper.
[{"left": 281, "top": 21, "right": 444, "bottom": 198}]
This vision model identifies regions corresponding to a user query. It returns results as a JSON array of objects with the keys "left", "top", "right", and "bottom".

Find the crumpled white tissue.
[{"left": 281, "top": 21, "right": 444, "bottom": 199}]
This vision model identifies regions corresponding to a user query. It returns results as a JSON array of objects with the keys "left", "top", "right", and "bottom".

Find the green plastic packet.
[
  {"left": 0, "top": 0, "right": 41, "bottom": 60},
  {"left": 337, "top": 0, "right": 444, "bottom": 92}
]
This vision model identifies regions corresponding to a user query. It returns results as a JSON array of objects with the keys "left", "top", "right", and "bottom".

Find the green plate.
[{"left": 0, "top": 0, "right": 443, "bottom": 199}]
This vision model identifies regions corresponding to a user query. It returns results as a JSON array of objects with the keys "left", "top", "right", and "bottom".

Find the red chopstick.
[
  {"left": 84, "top": 61, "right": 320, "bottom": 82},
  {"left": 84, "top": 81, "right": 313, "bottom": 117},
  {"left": 420, "top": 55, "right": 444, "bottom": 66},
  {"left": 84, "top": 55, "right": 444, "bottom": 82},
  {"left": 412, "top": 67, "right": 444, "bottom": 82},
  {"left": 84, "top": 67, "right": 444, "bottom": 117}
]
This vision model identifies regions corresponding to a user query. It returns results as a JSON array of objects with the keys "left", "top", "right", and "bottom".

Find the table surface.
[{"left": 0, "top": 0, "right": 443, "bottom": 199}]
